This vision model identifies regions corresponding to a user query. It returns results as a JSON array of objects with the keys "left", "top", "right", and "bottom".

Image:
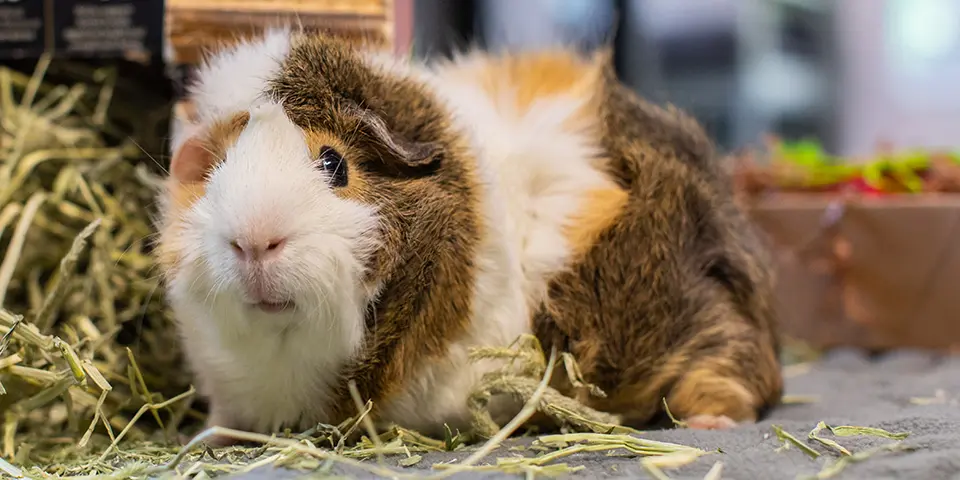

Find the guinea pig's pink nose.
[{"left": 230, "top": 237, "right": 286, "bottom": 262}]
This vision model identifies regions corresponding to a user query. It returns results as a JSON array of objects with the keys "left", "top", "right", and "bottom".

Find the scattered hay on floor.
[
  {"left": 771, "top": 422, "right": 914, "bottom": 480},
  {"left": 0, "top": 58, "right": 714, "bottom": 479}
]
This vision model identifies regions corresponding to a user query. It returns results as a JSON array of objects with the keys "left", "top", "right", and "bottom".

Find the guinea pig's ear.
[
  {"left": 169, "top": 135, "right": 217, "bottom": 184},
  {"left": 355, "top": 109, "right": 442, "bottom": 168}
]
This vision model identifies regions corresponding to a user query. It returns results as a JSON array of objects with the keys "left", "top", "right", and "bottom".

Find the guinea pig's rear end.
[{"left": 531, "top": 64, "right": 784, "bottom": 430}]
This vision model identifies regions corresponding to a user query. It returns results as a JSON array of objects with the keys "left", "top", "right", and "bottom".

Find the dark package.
[
  {"left": 0, "top": 0, "right": 165, "bottom": 60},
  {"left": 1, "top": 0, "right": 173, "bottom": 166}
]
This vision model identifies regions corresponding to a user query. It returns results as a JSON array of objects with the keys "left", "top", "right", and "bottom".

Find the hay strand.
[{"left": 773, "top": 425, "right": 821, "bottom": 458}]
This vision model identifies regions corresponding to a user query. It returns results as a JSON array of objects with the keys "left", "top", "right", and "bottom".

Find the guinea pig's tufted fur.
[{"left": 155, "top": 27, "right": 782, "bottom": 441}]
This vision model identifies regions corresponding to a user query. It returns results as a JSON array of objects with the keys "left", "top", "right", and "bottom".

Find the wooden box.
[{"left": 748, "top": 194, "right": 960, "bottom": 352}]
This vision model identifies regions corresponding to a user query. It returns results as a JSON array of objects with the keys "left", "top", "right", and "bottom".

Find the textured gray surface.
[{"left": 227, "top": 349, "right": 960, "bottom": 479}]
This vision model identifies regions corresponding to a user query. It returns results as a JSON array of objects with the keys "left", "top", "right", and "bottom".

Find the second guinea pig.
[{"left": 156, "top": 27, "right": 783, "bottom": 443}]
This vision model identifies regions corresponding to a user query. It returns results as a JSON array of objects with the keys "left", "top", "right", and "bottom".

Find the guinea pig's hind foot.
[
  {"left": 682, "top": 414, "right": 738, "bottom": 430},
  {"left": 665, "top": 368, "right": 761, "bottom": 430}
]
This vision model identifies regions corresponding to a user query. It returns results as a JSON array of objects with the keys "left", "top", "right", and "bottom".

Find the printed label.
[
  {"left": 53, "top": 0, "right": 165, "bottom": 58},
  {"left": 0, "top": 0, "right": 45, "bottom": 59},
  {"left": 0, "top": 0, "right": 165, "bottom": 59}
]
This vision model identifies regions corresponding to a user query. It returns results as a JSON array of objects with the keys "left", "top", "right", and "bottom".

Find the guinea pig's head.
[{"left": 155, "top": 32, "right": 476, "bottom": 337}]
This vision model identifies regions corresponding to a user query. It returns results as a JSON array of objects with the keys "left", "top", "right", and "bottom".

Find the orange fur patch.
[
  {"left": 169, "top": 182, "right": 207, "bottom": 211},
  {"left": 204, "top": 111, "right": 251, "bottom": 163},
  {"left": 445, "top": 49, "right": 608, "bottom": 123},
  {"left": 155, "top": 181, "right": 207, "bottom": 274},
  {"left": 506, "top": 50, "right": 607, "bottom": 113},
  {"left": 167, "top": 111, "right": 250, "bottom": 207},
  {"left": 302, "top": 128, "right": 349, "bottom": 159},
  {"left": 444, "top": 49, "right": 624, "bottom": 259},
  {"left": 563, "top": 186, "right": 629, "bottom": 259}
]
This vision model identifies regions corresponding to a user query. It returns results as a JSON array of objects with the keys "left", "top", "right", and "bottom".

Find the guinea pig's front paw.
[
  {"left": 682, "top": 414, "right": 738, "bottom": 430},
  {"left": 201, "top": 433, "right": 242, "bottom": 448},
  {"left": 178, "top": 428, "right": 241, "bottom": 448},
  {"left": 182, "top": 411, "right": 243, "bottom": 448}
]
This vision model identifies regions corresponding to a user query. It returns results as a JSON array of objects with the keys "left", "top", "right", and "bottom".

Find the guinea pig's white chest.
[{"left": 173, "top": 297, "right": 352, "bottom": 433}]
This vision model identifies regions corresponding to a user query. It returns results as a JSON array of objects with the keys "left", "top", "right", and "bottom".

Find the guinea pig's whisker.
[
  {"left": 186, "top": 273, "right": 205, "bottom": 298},
  {"left": 139, "top": 279, "right": 162, "bottom": 324},
  {"left": 201, "top": 275, "right": 228, "bottom": 309},
  {"left": 344, "top": 106, "right": 367, "bottom": 145},
  {"left": 129, "top": 137, "right": 170, "bottom": 176},
  {"left": 113, "top": 242, "right": 141, "bottom": 269}
]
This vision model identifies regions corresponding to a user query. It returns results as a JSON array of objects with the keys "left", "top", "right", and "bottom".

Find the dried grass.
[{"left": 0, "top": 56, "right": 197, "bottom": 477}]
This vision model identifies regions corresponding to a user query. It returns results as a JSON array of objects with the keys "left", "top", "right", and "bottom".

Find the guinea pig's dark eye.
[{"left": 318, "top": 146, "right": 348, "bottom": 188}]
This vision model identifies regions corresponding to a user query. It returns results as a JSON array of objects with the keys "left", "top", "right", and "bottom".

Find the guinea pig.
[{"left": 155, "top": 27, "right": 783, "bottom": 443}]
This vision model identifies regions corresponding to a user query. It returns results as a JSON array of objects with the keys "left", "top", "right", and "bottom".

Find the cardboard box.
[
  {"left": 748, "top": 193, "right": 960, "bottom": 352},
  {"left": 0, "top": 0, "right": 165, "bottom": 60}
]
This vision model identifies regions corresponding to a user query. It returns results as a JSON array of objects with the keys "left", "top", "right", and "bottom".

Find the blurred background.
[{"left": 407, "top": 0, "right": 960, "bottom": 158}]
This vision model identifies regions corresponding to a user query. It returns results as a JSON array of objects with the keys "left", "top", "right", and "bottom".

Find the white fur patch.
[{"left": 164, "top": 100, "right": 379, "bottom": 433}]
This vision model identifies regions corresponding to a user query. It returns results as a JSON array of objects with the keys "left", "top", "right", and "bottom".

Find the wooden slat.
[
  {"left": 166, "top": 0, "right": 389, "bottom": 16},
  {"left": 165, "top": 0, "right": 394, "bottom": 64}
]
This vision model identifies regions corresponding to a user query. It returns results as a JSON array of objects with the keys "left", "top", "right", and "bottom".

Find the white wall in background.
[{"left": 837, "top": 0, "right": 960, "bottom": 157}]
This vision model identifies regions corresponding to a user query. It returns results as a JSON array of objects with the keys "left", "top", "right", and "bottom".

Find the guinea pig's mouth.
[{"left": 251, "top": 301, "right": 296, "bottom": 314}]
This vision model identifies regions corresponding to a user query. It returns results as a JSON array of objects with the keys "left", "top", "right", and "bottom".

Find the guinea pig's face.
[{"left": 159, "top": 101, "right": 380, "bottom": 323}]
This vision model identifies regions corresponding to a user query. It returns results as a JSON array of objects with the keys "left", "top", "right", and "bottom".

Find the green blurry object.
[
  {"left": 775, "top": 139, "right": 833, "bottom": 167},
  {"left": 765, "top": 138, "right": 960, "bottom": 194}
]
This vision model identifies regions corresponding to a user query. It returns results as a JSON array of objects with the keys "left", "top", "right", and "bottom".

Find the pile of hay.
[{"left": 0, "top": 57, "right": 197, "bottom": 476}]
